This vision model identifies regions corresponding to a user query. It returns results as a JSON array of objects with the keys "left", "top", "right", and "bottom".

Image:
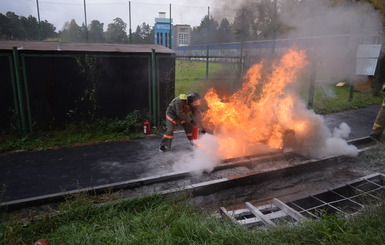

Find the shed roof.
[{"left": 0, "top": 41, "right": 175, "bottom": 54}]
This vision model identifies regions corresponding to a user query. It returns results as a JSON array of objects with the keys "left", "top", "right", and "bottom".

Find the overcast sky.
[{"left": 0, "top": 0, "right": 218, "bottom": 32}]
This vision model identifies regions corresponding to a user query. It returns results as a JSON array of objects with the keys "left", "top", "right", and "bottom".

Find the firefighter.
[
  {"left": 159, "top": 92, "right": 202, "bottom": 152},
  {"left": 370, "top": 83, "right": 385, "bottom": 141}
]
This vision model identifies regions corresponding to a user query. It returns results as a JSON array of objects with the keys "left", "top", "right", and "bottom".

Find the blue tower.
[{"left": 154, "top": 12, "right": 173, "bottom": 49}]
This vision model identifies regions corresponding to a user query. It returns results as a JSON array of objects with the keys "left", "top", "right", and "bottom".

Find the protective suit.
[
  {"left": 159, "top": 92, "right": 202, "bottom": 151},
  {"left": 371, "top": 84, "right": 385, "bottom": 140},
  {"left": 371, "top": 99, "right": 385, "bottom": 140}
]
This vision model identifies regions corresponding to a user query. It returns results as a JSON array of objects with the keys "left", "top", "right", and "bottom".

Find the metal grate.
[{"left": 220, "top": 173, "right": 385, "bottom": 227}]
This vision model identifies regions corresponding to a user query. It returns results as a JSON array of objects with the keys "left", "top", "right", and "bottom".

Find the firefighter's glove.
[{"left": 201, "top": 128, "right": 206, "bottom": 134}]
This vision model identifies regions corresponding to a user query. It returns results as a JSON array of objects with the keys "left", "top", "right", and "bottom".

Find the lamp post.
[
  {"left": 83, "top": 0, "right": 88, "bottom": 42},
  {"left": 36, "top": 0, "right": 42, "bottom": 40},
  {"left": 129, "top": 1, "right": 132, "bottom": 43}
]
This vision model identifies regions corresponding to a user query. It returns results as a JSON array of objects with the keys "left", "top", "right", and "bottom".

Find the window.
[{"left": 178, "top": 33, "right": 189, "bottom": 45}]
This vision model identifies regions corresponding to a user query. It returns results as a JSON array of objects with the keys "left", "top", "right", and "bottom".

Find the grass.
[
  {"left": 1, "top": 193, "right": 385, "bottom": 244},
  {"left": 0, "top": 110, "right": 158, "bottom": 154},
  {"left": 175, "top": 60, "right": 239, "bottom": 96},
  {"left": 312, "top": 83, "right": 384, "bottom": 114},
  {"left": 0, "top": 126, "right": 140, "bottom": 153}
]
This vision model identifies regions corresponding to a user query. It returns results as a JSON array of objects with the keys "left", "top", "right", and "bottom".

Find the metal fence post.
[
  {"left": 12, "top": 47, "right": 27, "bottom": 135},
  {"left": 308, "top": 62, "right": 316, "bottom": 108},
  {"left": 151, "top": 49, "right": 159, "bottom": 126},
  {"left": 129, "top": 1, "right": 132, "bottom": 43},
  {"left": 20, "top": 54, "right": 32, "bottom": 133},
  {"left": 206, "top": 6, "right": 210, "bottom": 80}
]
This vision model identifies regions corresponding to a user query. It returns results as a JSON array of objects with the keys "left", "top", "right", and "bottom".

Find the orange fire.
[{"left": 202, "top": 49, "right": 309, "bottom": 159}]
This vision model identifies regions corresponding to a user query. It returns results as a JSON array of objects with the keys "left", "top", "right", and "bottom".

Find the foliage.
[
  {"left": 105, "top": 17, "right": 128, "bottom": 43},
  {"left": 0, "top": 11, "right": 56, "bottom": 40},
  {"left": 131, "top": 22, "right": 154, "bottom": 44},
  {"left": 190, "top": 0, "right": 280, "bottom": 45},
  {"left": 190, "top": 15, "right": 220, "bottom": 45},
  {"left": 68, "top": 55, "right": 102, "bottom": 121},
  {"left": 0, "top": 110, "right": 146, "bottom": 154},
  {"left": 88, "top": 20, "right": 105, "bottom": 42},
  {"left": 2, "top": 0, "right": 384, "bottom": 44},
  {"left": 190, "top": 0, "right": 384, "bottom": 45},
  {"left": 1, "top": 193, "right": 385, "bottom": 244},
  {"left": 59, "top": 19, "right": 84, "bottom": 42}
]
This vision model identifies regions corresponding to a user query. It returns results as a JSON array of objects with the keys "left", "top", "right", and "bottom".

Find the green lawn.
[
  {"left": 312, "top": 83, "right": 383, "bottom": 114},
  {"left": 175, "top": 60, "right": 239, "bottom": 96}
]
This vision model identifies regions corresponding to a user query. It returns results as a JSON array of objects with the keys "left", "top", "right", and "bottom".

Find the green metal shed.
[{"left": 0, "top": 41, "right": 175, "bottom": 133}]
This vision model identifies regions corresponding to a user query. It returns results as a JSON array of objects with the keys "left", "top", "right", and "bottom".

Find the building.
[
  {"left": 154, "top": 12, "right": 173, "bottom": 49},
  {"left": 173, "top": 24, "right": 192, "bottom": 48}
]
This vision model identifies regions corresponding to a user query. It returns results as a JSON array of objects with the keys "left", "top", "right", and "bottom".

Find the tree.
[
  {"left": 105, "top": 17, "right": 128, "bottom": 43},
  {"left": 232, "top": 7, "right": 255, "bottom": 42},
  {"left": 40, "top": 20, "right": 57, "bottom": 40},
  {"left": 339, "top": 0, "right": 385, "bottom": 25},
  {"left": 0, "top": 13, "right": 11, "bottom": 39},
  {"left": 59, "top": 19, "right": 82, "bottom": 42},
  {"left": 88, "top": 20, "right": 105, "bottom": 42},
  {"left": 20, "top": 15, "right": 39, "bottom": 40},
  {"left": 132, "top": 22, "right": 153, "bottom": 44},
  {"left": 232, "top": 0, "right": 278, "bottom": 42},
  {"left": 190, "top": 15, "right": 219, "bottom": 45},
  {"left": 217, "top": 18, "right": 233, "bottom": 43},
  {"left": 5, "top": 11, "right": 24, "bottom": 39},
  {"left": 0, "top": 11, "right": 56, "bottom": 40}
]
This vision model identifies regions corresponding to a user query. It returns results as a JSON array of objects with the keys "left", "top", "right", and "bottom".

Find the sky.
[{"left": 0, "top": 0, "right": 218, "bottom": 32}]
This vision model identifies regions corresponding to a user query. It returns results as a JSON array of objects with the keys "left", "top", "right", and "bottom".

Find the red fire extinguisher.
[
  {"left": 143, "top": 120, "right": 151, "bottom": 135},
  {"left": 192, "top": 126, "right": 199, "bottom": 140}
]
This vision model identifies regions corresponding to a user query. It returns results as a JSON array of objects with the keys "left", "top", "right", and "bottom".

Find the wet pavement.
[{"left": 0, "top": 105, "right": 381, "bottom": 203}]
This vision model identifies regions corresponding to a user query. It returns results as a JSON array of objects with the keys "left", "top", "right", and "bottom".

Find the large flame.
[{"left": 202, "top": 49, "right": 309, "bottom": 159}]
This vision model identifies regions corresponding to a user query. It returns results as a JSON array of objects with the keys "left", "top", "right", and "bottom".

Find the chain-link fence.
[
  {"left": 174, "top": 36, "right": 385, "bottom": 112},
  {"left": 175, "top": 56, "right": 243, "bottom": 97},
  {"left": 4, "top": 1, "right": 385, "bottom": 111}
]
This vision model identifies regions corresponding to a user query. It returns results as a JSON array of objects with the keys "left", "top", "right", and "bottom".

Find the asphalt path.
[{"left": 0, "top": 105, "right": 380, "bottom": 202}]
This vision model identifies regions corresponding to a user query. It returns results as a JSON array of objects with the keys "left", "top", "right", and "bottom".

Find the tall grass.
[{"left": 1, "top": 194, "right": 385, "bottom": 244}]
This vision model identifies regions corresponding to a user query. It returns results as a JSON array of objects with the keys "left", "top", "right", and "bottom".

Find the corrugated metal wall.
[{"left": 0, "top": 44, "right": 175, "bottom": 133}]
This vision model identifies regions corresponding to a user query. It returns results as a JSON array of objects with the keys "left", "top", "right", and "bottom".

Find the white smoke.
[
  {"left": 279, "top": 0, "right": 383, "bottom": 85},
  {"left": 290, "top": 96, "right": 358, "bottom": 158},
  {"left": 333, "top": 122, "right": 351, "bottom": 139},
  {"left": 173, "top": 134, "right": 221, "bottom": 176},
  {"left": 213, "top": 0, "right": 383, "bottom": 85}
]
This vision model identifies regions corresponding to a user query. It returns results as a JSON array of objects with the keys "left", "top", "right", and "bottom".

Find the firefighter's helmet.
[{"left": 187, "top": 92, "right": 201, "bottom": 104}]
